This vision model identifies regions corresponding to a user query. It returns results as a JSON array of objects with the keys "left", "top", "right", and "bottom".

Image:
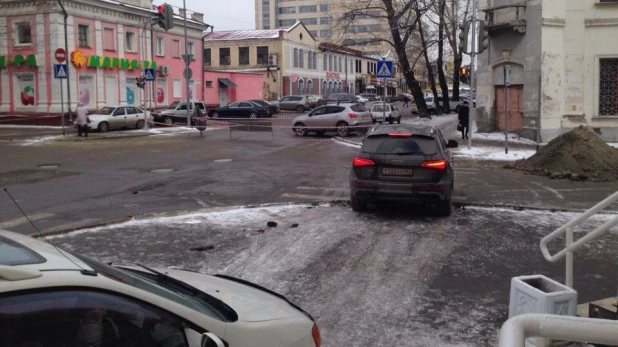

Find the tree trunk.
[
  {"left": 417, "top": 9, "right": 439, "bottom": 116},
  {"left": 437, "top": 0, "right": 450, "bottom": 113},
  {"left": 452, "top": 54, "right": 462, "bottom": 100}
]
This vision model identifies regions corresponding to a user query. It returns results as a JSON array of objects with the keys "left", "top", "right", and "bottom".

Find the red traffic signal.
[{"left": 157, "top": 5, "right": 165, "bottom": 13}]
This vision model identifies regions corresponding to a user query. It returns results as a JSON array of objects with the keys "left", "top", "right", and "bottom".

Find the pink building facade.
[
  {"left": 0, "top": 0, "right": 209, "bottom": 116},
  {"left": 202, "top": 71, "right": 264, "bottom": 108}
]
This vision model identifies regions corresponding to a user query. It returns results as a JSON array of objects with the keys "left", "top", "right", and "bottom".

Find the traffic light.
[
  {"left": 458, "top": 21, "right": 470, "bottom": 54},
  {"left": 459, "top": 66, "right": 470, "bottom": 83},
  {"left": 478, "top": 20, "right": 490, "bottom": 53},
  {"left": 157, "top": 4, "right": 174, "bottom": 31},
  {"left": 136, "top": 77, "right": 145, "bottom": 89}
]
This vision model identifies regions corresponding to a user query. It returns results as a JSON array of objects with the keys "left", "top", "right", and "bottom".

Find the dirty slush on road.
[{"left": 508, "top": 126, "right": 618, "bottom": 182}]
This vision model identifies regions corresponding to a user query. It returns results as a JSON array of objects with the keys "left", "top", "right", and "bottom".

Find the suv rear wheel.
[
  {"left": 351, "top": 197, "right": 367, "bottom": 211},
  {"left": 296, "top": 105, "right": 305, "bottom": 113},
  {"left": 437, "top": 199, "right": 452, "bottom": 217},
  {"left": 336, "top": 122, "right": 350, "bottom": 137},
  {"left": 163, "top": 117, "right": 173, "bottom": 126},
  {"left": 293, "top": 123, "right": 307, "bottom": 137}
]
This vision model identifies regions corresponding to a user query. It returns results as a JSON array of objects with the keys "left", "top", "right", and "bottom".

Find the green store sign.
[
  {"left": 0, "top": 54, "right": 38, "bottom": 68},
  {"left": 85, "top": 55, "right": 156, "bottom": 71}
]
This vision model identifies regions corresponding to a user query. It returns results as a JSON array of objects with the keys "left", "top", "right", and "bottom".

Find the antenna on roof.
[{"left": 3, "top": 188, "right": 95, "bottom": 275}]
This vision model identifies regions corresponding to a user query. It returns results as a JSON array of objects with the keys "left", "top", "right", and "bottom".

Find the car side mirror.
[
  {"left": 447, "top": 140, "right": 459, "bottom": 148},
  {"left": 201, "top": 332, "right": 225, "bottom": 347}
]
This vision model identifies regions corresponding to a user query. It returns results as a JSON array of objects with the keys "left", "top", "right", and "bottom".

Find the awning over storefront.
[{"left": 218, "top": 78, "right": 238, "bottom": 87}]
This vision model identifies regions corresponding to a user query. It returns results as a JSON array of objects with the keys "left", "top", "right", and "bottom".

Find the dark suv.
[{"left": 349, "top": 123, "right": 458, "bottom": 216}]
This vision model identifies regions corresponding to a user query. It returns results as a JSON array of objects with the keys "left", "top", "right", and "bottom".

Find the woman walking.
[{"left": 458, "top": 101, "right": 470, "bottom": 139}]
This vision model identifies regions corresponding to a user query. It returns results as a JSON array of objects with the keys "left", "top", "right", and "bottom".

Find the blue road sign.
[
  {"left": 54, "top": 64, "right": 68, "bottom": 79},
  {"left": 376, "top": 60, "right": 393, "bottom": 78},
  {"left": 144, "top": 68, "right": 155, "bottom": 81}
]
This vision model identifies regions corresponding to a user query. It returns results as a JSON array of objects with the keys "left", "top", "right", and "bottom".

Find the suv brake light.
[
  {"left": 348, "top": 113, "right": 358, "bottom": 119},
  {"left": 312, "top": 323, "right": 321, "bottom": 347},
  {"left": 353, "top": 157, "right": 374, "bottom": 167},
  {"left": 421, "top": 159, "right": 447, "bottom": 170},
  {"left": 388, "top": 132, "right": 412, "bottom": 137}
]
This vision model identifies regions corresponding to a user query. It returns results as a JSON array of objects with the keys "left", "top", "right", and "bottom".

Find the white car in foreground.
[
  {"left": 0, "top": 230, "right": 321, "bottom": 347},
  {"left": 76, "top": 106, "right": 151, "bottom": 132}
]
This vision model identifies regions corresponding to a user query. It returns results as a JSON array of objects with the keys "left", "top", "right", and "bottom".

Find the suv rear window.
[
  {"left": 350, "top": 104, "right": 366, "bottom": 112},
  {"left": 362, "top": 136, "right": 439, "bottom": 155},
  {"left": 291, "top": 96, "right": 303, "bottom": 101},
  {"left": 195, "top": 102, "right": 205, "bottom": 110}
]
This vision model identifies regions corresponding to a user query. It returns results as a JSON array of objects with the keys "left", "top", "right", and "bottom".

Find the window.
[
  {"left": 298, "top": 79, "right": 305, "bottom": 94},
  {"left": 173, "top": 79, "right": 182, "bottom": 97},
  {"left": 278, "top": 19, "right": 296, "bottom": 26},
  {"left": 320, "top": 29, "right": 331, "bottom": 38},
  {"left": 320, "top": 17, "right": 331, "bottom": 25},
  {"left": 293, "top": 48, "right": 298, "bottom": 67},
  {"left": 156, "top": 37, "right": 165, "bottom": 56},
  {"left": 203, "top": 48, "right": 211, "bottom": 66},
  {"left": 257, "top": 46, "right": 269, "bottom": 64},
  {"left": 329, "top": 55, "right": 333, "bottom": 71},
  {"left": 307, "top": 79, "right": 313, "bottom": 94},
  {"left": 312, "top": 52, "right": 317, "bottom": 69},
  {"left": 239, "top": 47, "right": 249, "bottom": 65},
  {"left": 103, "top": 28, "right": 115, "bottom": 51},
  {"left": 15, "top": 22, "right": 32, "bottom": 45},
  {"left": 78, "top": 24, "right": 90, "bottom": 47},
  {"left": 322, "top": 80, "right": 327, "bottom": 95},
  {"left": 299, "top": 49, "right": 304, "bottom": 68},
  {"left": 300, "top": 17, "right": 317, "bottom": 25},
  {"left": 172, "top": 40, "right": 181, "bottom": 58},
  {"left": 320, "top": 4, "right": 328, "bottom": 12},
  {"left": 309, "top": 30, "right": 317, "bottom": 37},
  {"left": 334, "top": 55, "right": 337, "bottom": 71},
  {"left": 308, "top": 51, "right": 313, "bottom": 70},
  {"left": 599, "top": 58, "right": 618, "bottom": 116},
  {"left": 339, "top": 57, "right": 342, "bottom": 72},
  {"left": 0, "top": 290, "right": 190, "bottom": 347},
  {"left": 219, "top": 47, "right": 230, "bottom": 65},
  {"left": 279, "top": 6, "right": 296, "bottom": 14},
  {"left": 205, "top": 81, "right": 213, "bottom": 88},
  {"left": 188, "top": 42, "right": 195, "bottom": 59},
  {"left": 125, "top": 31, "right": 135, "bottom": 52},
  {"left": 299, "top": 5, "right": 317, "bottom": 13},
  {"left": 367, "top": 62, "right": 370, "bottom": 74}
]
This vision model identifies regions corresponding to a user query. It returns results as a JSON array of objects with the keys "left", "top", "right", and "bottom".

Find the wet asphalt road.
[{"left": 2, "top": 112, "right": 618, "bottom": 345}]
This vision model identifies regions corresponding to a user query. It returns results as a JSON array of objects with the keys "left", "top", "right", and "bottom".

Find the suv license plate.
[{"left": 382, "top": 168, "right": 413, "bottom": 176}]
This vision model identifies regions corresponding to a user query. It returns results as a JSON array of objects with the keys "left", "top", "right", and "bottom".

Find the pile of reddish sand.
[{"left": 511, "top": 126, "right": 618, "bottom": 182}]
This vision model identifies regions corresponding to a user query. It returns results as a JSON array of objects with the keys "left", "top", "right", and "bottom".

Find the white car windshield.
[
  {"left": 95, "top": 107, "right": 115, "bottom": 115},
  {"left": 167, "top": 101, "right": 180, "bottom": 109}
]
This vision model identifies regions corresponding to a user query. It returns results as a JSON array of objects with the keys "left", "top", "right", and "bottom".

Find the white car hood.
[{"left": 150, "top": 268, "right": 308, "bottom": 323}]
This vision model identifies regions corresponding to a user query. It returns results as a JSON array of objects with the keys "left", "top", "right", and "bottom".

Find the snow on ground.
[
  {"left": 48, "top": 203, "right": 618, "bottom": 346},
  {"left": 610, "top": 143, "right": 618, "bottom": 149},
  {"left": 0, "top": 124, "right": 65, "bottom": 130},
  {"left": 471, "top": 131, "right": 538, "bottom": 145},
  {"left": 453, "top": 145, "right": 537, "bottom": 161}
]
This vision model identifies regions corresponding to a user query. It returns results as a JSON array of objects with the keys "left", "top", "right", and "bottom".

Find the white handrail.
[
  {"left": 539, "top": 190, "right": 618, "bottom": 287},
  {"left": 499, "top": 314, "right": 618, "bottom": 347}
]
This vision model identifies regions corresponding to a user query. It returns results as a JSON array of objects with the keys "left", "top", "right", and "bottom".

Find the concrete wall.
[{"left": 476, "top": 0, "right": 543, "bottom": 138}]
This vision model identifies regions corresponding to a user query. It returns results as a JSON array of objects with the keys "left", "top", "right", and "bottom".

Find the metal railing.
[
  {"left": 540, "top": 190, "right": 618, "bottom": 288},
  {"left": 499, "top": 313, "right": 618, "bottom": 347}
]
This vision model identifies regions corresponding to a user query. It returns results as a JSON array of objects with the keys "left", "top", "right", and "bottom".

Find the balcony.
[{"left": 481, "top": 1, "right": 527, "bottom": 34}]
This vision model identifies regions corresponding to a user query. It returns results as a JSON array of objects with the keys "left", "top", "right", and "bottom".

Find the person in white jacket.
[{"left": 76, "top": 103, "right": 89, "bottom": 137}]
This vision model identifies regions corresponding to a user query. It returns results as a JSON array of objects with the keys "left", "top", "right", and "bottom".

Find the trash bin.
[{"left": 509, "top": 275, "right": 578, "bottom": 347}]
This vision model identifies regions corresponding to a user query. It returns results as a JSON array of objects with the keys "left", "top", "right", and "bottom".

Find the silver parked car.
[
  {"left": 272, "top": 95, "right": 316, "bottom": 113},
  {"left": 370, "top": 103, "right": 401, "bottom": 124},
  {"left": 153, "top": 100, "right": 206, "bottom": 125},
  {"left": 75, "top": 106, "right": 151, "bottom": 132},
  {"left": 292, "top": 103, "right": 373, "bottom": 137}
]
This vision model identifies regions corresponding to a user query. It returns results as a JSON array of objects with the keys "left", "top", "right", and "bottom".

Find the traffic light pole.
[
  {"left": 183, "top": 0, "right": 191, "bottom": 128},
  {"left": 141, "top": 17, "right": 158, "bottom": 130},
  {"left": 468, "top": 0, "right": 476, "bottom": 150}
]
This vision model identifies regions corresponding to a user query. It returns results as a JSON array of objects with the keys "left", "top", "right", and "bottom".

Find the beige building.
[
  {"left": 203, "top": 22, "right": 393, "bottom": 101},
  {"left": 477, "top": 0, "right": 618, "bottom": 142}
]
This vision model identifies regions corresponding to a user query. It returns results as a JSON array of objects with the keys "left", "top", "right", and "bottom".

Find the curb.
[{"left": 33, "top": 200, "right": 616, "bottom": 238}]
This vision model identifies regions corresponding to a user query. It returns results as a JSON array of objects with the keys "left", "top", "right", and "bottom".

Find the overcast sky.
[{"left": 164, "top": 0, "right": 256, "bottom": 31}]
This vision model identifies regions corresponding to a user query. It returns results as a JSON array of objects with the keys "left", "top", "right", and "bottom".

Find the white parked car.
[
  {"left": 0, "top": 230, "right": 321, "bottom": 347},
  {"left": 292, "top": 103, "right": 373, "bottom": 137},
  {"left": 76, "top": 106, "right": 151, "bottom": 132},
  {"left": 370, "top": 103, "right": 401, "bottom": 124}
]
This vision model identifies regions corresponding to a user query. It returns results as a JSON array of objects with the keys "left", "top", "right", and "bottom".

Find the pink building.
[
  {"left": 202, "top": 71, "right": 264, "bottom": 108},
  {"left": 0, "top": 0, "right": 209, "bottom": 118}
]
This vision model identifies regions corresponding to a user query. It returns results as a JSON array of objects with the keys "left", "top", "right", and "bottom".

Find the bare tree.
[
  {"left": 436, "top": 0, "right": 450, "bottom": 113},
  {"left": 332, "top": 0, "right": 440, "bottom": 116},
  {"left": 444, "top": 0, "right": 471, "bottom": 100}
]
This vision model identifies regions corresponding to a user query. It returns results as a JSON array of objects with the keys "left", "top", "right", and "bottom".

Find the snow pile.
[{"left": 510, "top": 126, "right": 618, "bottom": 182}]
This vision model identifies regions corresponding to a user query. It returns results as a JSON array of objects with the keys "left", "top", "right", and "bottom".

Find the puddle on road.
[{"left": 214, "top": 159, "right": 232, "bottom": 163}]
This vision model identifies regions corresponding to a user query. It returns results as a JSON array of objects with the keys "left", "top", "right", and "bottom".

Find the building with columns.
[{"left": 0, "top": 0, "right": 209, "bottom": 116}]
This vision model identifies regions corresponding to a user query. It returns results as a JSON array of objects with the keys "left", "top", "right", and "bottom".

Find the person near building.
[
  {"left": 458, "top": 100, "right": 470, "bottom": 139},
  {"left": 76, "top": 102, "right": 89, "bottom": 137},
  {"left": 403, "top": 95, "right": 410, "bottom": 107}
]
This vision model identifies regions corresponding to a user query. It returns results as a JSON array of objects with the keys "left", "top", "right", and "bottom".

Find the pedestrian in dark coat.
[
  {"left": 458, "top": 100, "right": 470, "bottom": 139},
  {"left": 403, "top": 95, "right": 410, "bottom": 107}
]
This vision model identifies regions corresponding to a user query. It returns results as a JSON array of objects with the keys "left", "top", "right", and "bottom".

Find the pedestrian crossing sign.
[
  {"left": 144, "top": 68, "right": 155, "bottom": 81},
  {"left": 54, "top": 64, "right": 68, "bottom": 79},
  {"left": 376, "top": 60, "right": 393, "bottom": 78}
]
